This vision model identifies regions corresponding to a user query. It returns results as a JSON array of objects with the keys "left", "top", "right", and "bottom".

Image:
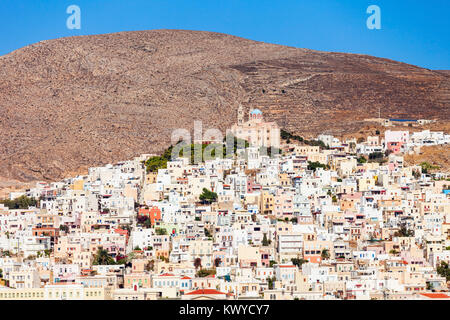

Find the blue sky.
[{"left": 0, "top": 0, "right": 448, "bottom": 69}]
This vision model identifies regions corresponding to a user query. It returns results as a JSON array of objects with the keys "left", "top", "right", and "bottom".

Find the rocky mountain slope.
[{"left": 0, "top": 29, "right": 448, "bottom": 182}]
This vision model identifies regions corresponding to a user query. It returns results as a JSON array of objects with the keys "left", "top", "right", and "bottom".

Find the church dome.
[{"left": 250, "top": 108, "right": 262, "bottom": 115}]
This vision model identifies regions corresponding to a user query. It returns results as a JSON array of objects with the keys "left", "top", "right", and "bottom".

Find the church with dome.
[{"left": 230, "top": 105, "right": 280, "bottom": 149}]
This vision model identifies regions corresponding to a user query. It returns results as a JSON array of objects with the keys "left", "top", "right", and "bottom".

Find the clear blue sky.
[{"left": 0, "top": 0, "right": 448, "bottom": 69}]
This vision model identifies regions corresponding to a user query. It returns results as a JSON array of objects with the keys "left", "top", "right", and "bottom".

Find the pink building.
[
  {"left": 385, "top": 130, "right": 409, "bottom": 154},
  {"left": 273, "top": 189, "right": 294, "bottom": 217}
]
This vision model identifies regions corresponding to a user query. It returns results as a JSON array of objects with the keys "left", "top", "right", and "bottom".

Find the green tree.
[
  {"left": 307, "top": 161, "right": 329, "bottom": 171},
  {"left": 144, "top": 144, "right": 177, "bottom": 173},
  {"left": 92, "top": 248, "right": 116, "bottom": 265},
  {"left": 155, "top": 228, "right": 167, "bottom": 236},
  {"left": 280, "top": 130, "right": 329, "bottom": 149},
  {"left": 368, "top": 152, "right": 384, "bottom": 162},
  {"left": 116, "top": 257, "right": 127, "bottom": 265},
  {"left": 59, "top": 225, "right": 69, "bottom": 233},
  {"left": 1, "top": 250, "right": 10, "bottom": 257},
  {"left": 357, "top": 156, "right": 367, "bottom": 164},
  {"left": 145, "top": 155, "right": 168, "bottom": 173},
  {"left": 280, "top": 129, "right": 303, "bottom": 142},
  {"left": 0, "top": 195, "right": 38, "bottom": 209},
  {"left": 197, "top": 269, "right": 216, "bottom": 277},
  {"left": 394, "top": 224, "right": 414, "bottom": 237},
  {"left": 267, "top": 276, "right": 276, "bottom": 289},
  {"left": 291, "top": 258, "right": 308, "bottom": 268},
  {"left": 437, "top": 261, "right": 450, "bottom": 281},
  {"left": 220, "top": 135, "right": 249, "bottom": 160},
  {"left": 262, "top": 233, "right": 271, "bottom": 246},
  {"left": 304, "top": 139, "right": 328, "bottom": 149},
  {"left": 199, "top": 188, "right": 218, "bottom": 204},
  {"left": 321, "top": 249, "right": 330, "bottom": 260},
  {"left": 420, "top": 162, "right": 440, "bottom": 174}
]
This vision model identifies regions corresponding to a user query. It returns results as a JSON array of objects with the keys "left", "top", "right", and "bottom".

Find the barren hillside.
[
  {"left": 404, "top": 145, "right": 450, "bottom": 173},
  {"left": 0, "top": 29, "right": 449, "bottom": 182}
]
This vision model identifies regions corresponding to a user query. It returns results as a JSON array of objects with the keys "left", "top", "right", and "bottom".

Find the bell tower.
[{"left": 237, "top": 103, "right": 244, "bottom": 125}]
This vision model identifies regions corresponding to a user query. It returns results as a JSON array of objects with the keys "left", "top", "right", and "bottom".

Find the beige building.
[
  {"left": 0, "top": 284, "right": 106, "bottom": 300},
  {"left": 189, "top": 240, "right": 213, "bottom": 269},
  {"left": 231, "top": 107, "right": 280, "bottom": 150},
  {"left": 9, "top": 268, "right": 40, "bottom": 289},
  {"left": 238, "top": 245, "right": 261, "bottom": 267}
]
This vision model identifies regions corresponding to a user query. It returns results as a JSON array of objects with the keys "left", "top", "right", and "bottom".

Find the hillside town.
[{"left": 0, "top": 108, "right": 449, "bottom": 300}]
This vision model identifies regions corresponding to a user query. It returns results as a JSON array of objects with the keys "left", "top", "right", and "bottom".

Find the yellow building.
[
  {"left": 72, "top": 179, "right": 85, "bottom": 191},
  {"left": 260, "top": 191, "right": 274, "bottom": 215}
]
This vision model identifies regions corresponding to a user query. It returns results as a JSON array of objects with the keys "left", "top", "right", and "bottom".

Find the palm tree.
[{"left": 93, "top": 248, "right": 116, "bottom": 265}]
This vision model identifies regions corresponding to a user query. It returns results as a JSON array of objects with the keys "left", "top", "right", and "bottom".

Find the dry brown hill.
[
  {"left": 404, "top": 145, "right": 450, "bottom": 173},
  {"left": 0, "top": 29, "right": 449, "bottom": 182}
]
